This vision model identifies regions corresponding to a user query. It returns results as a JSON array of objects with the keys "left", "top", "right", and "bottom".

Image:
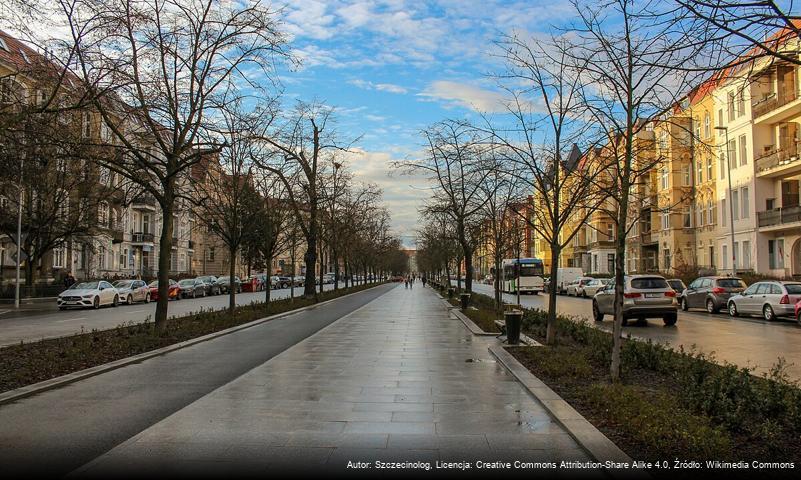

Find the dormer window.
[
  {"left": 19, "top": 49, "right": 30, "bottom": 64},
  {"left": 0, "top": 37, "right": 8, "bottom": 51}
]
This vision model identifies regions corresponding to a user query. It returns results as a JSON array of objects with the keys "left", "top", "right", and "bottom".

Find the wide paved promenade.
[{"left": 4, "top": 284, "right": 592, "bottom": 476}]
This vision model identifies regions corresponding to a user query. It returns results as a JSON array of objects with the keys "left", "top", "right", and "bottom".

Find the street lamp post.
[
  {"left": 714, "top": 126, "right": 736, "bottom": 274},
  {"left": 14, "top": 157, "right": 24, "bottom": 309}
]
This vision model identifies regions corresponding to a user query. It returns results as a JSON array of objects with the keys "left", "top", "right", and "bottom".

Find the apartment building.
[
  {"left": 690, "top": 80, "right": 719, "bottom": 272},
  {"left": 0, "top": 30, "right": 194, "bottom": 284}
]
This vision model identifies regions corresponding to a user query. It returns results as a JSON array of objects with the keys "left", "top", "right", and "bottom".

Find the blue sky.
[{"left": 275, "top": 0, "right": 572, "bottom": 245}]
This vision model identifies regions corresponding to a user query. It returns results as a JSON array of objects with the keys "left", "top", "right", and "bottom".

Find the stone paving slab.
[{"left": 75, "top": 285, "right": 597, "bottom": 476}]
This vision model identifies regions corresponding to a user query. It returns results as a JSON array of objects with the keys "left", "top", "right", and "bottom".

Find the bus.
[{"left": 502, "top": 258, "right": 545, "bottom": 294}]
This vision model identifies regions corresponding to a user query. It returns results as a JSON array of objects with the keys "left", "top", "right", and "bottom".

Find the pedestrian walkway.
[{"left": 76, "top": 284, "right": 590, "bottom": 476}]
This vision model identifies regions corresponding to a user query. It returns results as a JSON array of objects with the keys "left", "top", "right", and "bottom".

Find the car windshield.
[
  {"left": 71, "top": 282, "right": 98, "bottom": 290},
  {"left": 631, "top": 277, "right": 669, "bottom": 289},
  {"left": 717, "top": 278, "right": 746, "bottom": 288},
  {"left": 113, "top": 281, "right": 132, "bottom": 288},
  {"left": 785, "top": 284, "right": 801, "bottom": 294},
  {"left": 668, "top": 280, "right": 683, "bottom": 290},
  {"left": 178, "top": 280, "right": 194, "bottom": 286}
]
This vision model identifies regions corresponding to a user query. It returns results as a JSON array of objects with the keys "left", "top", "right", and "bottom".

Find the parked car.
[
  {"left": 727, "top": 281, "right": 801, "bottom": 321},
  {"left": 112, "top": 279, "right": 151, "bottom": 305},
  {"left": 58, "top": 281, "right": 120, "bottom": 309},
  {"left": 578, "top": 278, "right": 611, "bottom": 298},
  {"left": 680, "top": 276, "right": 746, "bottom": 313},
  {"left": 795, "top": 299, "right": 801, "bottom": 326},
  {"left": 148, "top": 279, "right": 181, "bottom": 301},
  {"left": 292, "top": 275, "right": 305, "bottom": 287},
  {"left": 667, "top": 279, "right": 687, "bottom": 294},
  {"left": 195, "top": 276, "right": 221, "bottom": 296},
  {"left": 566, "top": 277, "right": 594, "bottom": 296},
  {"left": 216, "top": 276, "right": 241, "bottom": 294},
  {"left": 270, "top": 276, "right": 287, "bottom": 289},
  {"left": 241, "top": 276, "right": 262, "bottom": 292},
  {"left": 178, "top": 278, "right": 206, "bottom": 298},
  {"left": 592, "top": 275, "right": 678, "bottom": 326}
]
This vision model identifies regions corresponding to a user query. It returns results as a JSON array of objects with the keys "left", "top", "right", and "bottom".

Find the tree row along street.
[{"left": 466, "top": 282, "right": 801, "bottom": 382}]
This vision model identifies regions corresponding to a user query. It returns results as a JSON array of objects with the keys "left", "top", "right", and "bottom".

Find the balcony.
[
  {"left": 752, "top": 89, "right": 801, "bottom": 124},
  {"left": 755, "top": 143, "right": 801, "bottom": 178},
  {"left": 111, "top": 229, "right": 124, "bottom": 244},
  {"left": 758, "top": 205, "right": 801, "bottom": 231},
  {"left": 588, "top": 239, "right": 616, "bottom": 250},
  {"left": 131, "top": 195, "right": 158, "bottom": 211},
  {"left": 131, "top": 232, "right": 155, "bottom": 244}
]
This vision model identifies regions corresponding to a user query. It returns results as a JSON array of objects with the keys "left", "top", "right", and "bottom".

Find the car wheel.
[
  {"left": 663, "top": 313, "right": 677, "bottom": 326},
  {"left": 621, "top": 317, "right": 629, "bottom": 327},
  {"left": 797, "top": 311, "right": 801, "bottom": 327},
  {"left": 763, "top": 304, "right": 775, "bottom": 322},
  {"left": 127, "top": 294, "right": 133, "bottom": 305},
  {"left": 592, "top": 301, "right": 603, "bottom": 322},
  {"left": 193, "top": 290, "right": 197, "bottom": 299},
  {"left": 145, "top": 293, "right": 150, "bottom": 303},
  {"left": 113, "top": 295, "right": 119, "bottom": 307},
  {"left": 582, "top": 290, "right": 587, "bottom": 298},
  {"left": 93, "top": 297, "right": 100, "bottom": 309},
  {"left": 706, "top": 299, "right": 718, "bottom": 314},
  {"left": 728, "top": 302, "right": 738, "bottom": 317},
  {"left": 58, "top": 306, "right": 66, "bottom": 310},
  {"left": 680, "top": 298, "right": 688, "bottom": 311}
]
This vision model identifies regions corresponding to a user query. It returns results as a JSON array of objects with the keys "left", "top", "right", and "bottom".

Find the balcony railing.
[
  {"left": 111, "top": 229, "right": 124, "bottom": 244},
  {"left": 755, "top": 143, "right": 801, "bottom": 173},
  {"left": 758, "top": 205, "right": 801, "bottom": 227},
  {"left": 752, "top": 88, "right": 799, "bottom": 118},
  {"left": 131, "top": 195, "right": 157, "bottom": 208},
  {"left": 131, "top": 232, "right": 155, "bottom": 243}
]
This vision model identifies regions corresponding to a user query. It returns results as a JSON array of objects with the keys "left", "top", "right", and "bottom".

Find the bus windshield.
[{"left": 519, "top": 265, "right": 543, "bottom": 277}]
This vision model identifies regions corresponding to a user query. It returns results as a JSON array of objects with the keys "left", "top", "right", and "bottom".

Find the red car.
[
  {"left": 241, "top": 275, "right": 264, "bottom": 292},
  {"left": 795, "top": 299, "right": 801, "bottom": 326},
  {"left": 148, "top": 279, "right": 181, "bottom": 301}
]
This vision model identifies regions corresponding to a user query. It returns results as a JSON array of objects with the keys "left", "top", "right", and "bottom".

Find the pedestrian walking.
[
  {"left": 422, "top": 276, "right": 427, "bottom": 287},
  {"left": 63, "top": 272, "right": 76, "bottom": 289},
  {"left": 404, "top": 277, "right": 409, "bottom": 289}
]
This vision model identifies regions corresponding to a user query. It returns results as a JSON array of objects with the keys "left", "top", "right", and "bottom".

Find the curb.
[
  {"left": 0, "top": 283, "right": 392, "bottom": 406},
  {"left": 489, "top": 345, "right": 649, "bottom": 480}
]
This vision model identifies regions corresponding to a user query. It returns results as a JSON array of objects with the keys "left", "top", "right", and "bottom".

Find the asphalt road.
[
  {"left": 0, "top": 283, "right": 346, "bottom": 347},
  {"left": 465, "top": 282, "right": 801, "bottom": 381},
  {"left": 0, "top": 282, "right": 396, "bottom": 477}
]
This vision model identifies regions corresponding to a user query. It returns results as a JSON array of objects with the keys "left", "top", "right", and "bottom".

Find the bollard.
[
  {"left": 447, "top": 288, "right": 454, "bottom": 299},
  {"left": 460, "top": 293, "right": 471, "bottom": 310}
]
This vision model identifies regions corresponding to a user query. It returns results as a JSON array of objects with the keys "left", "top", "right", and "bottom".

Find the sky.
[{"left": 273, "top": 0, "right": 572, "bottom": 246}]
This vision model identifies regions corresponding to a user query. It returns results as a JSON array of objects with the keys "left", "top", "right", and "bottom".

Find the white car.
[
  {"left": 578, "top": 278, "right": 611, "bottom": 298},
  {"left": 58, "top": 280, "right": 120, "bottom": 310},
  {"left": 566, "top": 277, "right": 594, "bottom": 296}
]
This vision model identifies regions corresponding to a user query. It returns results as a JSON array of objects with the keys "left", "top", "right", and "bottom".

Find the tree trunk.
[
  {"left": 228, "top": 244, "right": 237, "bottom": 314},
  {"left": 155, "top": 188, "right": 175, "bottom": 330},
  {"left": 333, "top": 250, "right": 339, "bottom": 290},
  {"left": 494, "top": 256, "right": 502, "bottom": 313},
  {"left": 318, "top": 242, "right": 324, "bottom": 294},
  {"left": 546, "top": 242, "right": 561, "bottom": 345},
  {"left": 456, "top": 259, "right": 462, "bottom": 291},
  {"left": 463, "top": 247, "right": 473, "bottom": 293},
  {"left": 303, "top": 235, "right": 317, "bottom": 298}
]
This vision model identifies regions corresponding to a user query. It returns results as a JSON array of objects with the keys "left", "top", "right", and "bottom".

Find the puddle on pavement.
[{"left": 464, "top": 358, "right": 496, "bottom": 363}]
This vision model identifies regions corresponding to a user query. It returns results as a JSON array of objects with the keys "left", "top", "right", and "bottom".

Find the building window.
[
  {"left": 727, "top": 139, "right": 737, "bottom": 169},
  {"left": 697, "top": 159, "right": 703, "bottom": 184},
  {"left": 699, "top": 203, "right": 706, "bottom": 226},
  {"left": 707, "top": 156, "right": 713, "bottom": 180},
  {"left": 98, "top": 202, "right": 109, "bottom": 226},
  {"left": 120, "top": 248, "right": 127, "bottom": 270},
  {"left": 82, "top": 112, "right": 91, "bottom": 138},
  {"left": 718, "top": 108, "right": 724, "bottom": 127},
  {"left": 99, "top": 167, "right": 110, "bottom": 186},
  {"left": 769, "top": 239, "right": 785, "bottom": 270},
  {"left": 742, "top": 241, "right": 751, "bottom": 270},
  {"left": 739, "top": 134, "right": 747, "bottom": 166},
  {"left": 53, "top": 244, "right": 65, "bottom": 268},
  {"left": 208, "top": 247, "right": 215, "bottom": 262},
  {"left": 682, "top": 165, "right": 691, "bottom": 186},
  {"left": 708, "top": 199, "right": 714, "bottom": 225},
  {"left": 721, "top": 199, "right": 727, "bottom": 226},
  {"left": 660, "top": 168, "right": 669, "bottom": 190},
  {"left": 99, "top": 245, "right": 106, "bottom": 271},
  {"left": 704, "top": 112, "right": 710, "bottom": 138},
  {"left": 683, "top": 207, "right": 691, "bottom": 228},
  {"left": 737, "top": 89, "right": 745, "bottom": 117},
  {"left": 722, "top": 244, "right": 728, "bottom": 269},
  {"left": 741, "top": 187, "right": 749, "bottom": 219},
  {"left": 661, "top": 211, "right": 670, "bottom": 230},
  {"left": 663, "top": 249, "right": 671, "bottom": 269},
  {"left": 607, "top": 254, "right": 615, "bottom": 273},
  {"left": 720, "top": 153, "right": 726, "bottom": 179},
  {"left": 727, "top": 91, "right": 735, "bottom": 121},
  {"left": 732, "top": 190, "right": 739, "bottom": 220}
]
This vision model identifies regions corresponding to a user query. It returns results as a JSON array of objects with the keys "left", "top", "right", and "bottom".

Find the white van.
[{"left": 554, "top": 268, "right": 584, "bottom": 295}]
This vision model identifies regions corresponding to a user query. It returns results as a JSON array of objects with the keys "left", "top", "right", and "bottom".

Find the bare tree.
[
  {"left": 568, "top": 0, "right": 706, "bottom": 380},
  {"left": 253, "top": 101, "right": 353, "bottom": 298},
  {"left": 404, "top": 121, "right": 492, "bottom": 293},
  {"left": 64, "top": 0, "right": 288, "bottom": 327},
  {"left": 477, "top": 33, "right": 605, "bottom": 344}
]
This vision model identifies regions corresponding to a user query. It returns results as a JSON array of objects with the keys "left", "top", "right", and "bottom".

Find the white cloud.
[
  {"left": 349, "top": 79, "right": 408, "bottom": 94},
  {"left": 417, "top": 80, "right": 513, "bottom": 113}
]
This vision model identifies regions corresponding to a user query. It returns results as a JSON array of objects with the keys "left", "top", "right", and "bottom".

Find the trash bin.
[
  {"left": 460, "top": 293, "right": 471, "bottom": 310},
  {"left": 447, "top": 288, "right": 454, "bottom": 299},
  {"left": 504, "top": 309, "right": 523, "bottom": 345}
]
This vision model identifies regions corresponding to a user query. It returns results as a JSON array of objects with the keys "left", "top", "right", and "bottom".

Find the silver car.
[
  {"left": 112, "top": 279, "right": 151, "bottom": 305},
  {"left": 727, "top": 281, "right": 801, "bottom": 321},
  {"left": 578, "top": 278, "right": 611, "bottom": 298},
  {"left": 592, "top": 275, "right": 678, "bottom": 326},
  {"left": 567, "top": 277, "right": 594, "bottom": 296}
]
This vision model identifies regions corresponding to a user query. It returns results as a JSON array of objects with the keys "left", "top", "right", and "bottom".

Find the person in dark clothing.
[
  {"left": 63, "top": 272, "right": 76, "bottom": 289},
  {"left": 422, "top": 276, "right": 427, "bottom": 287}
]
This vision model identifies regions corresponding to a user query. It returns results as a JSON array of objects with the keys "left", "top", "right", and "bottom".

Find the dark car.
[
  {"left": 195, "top": 276, "right": 220, "bottom": 296},
  {"left": 178, "top": 278, "right": 206, "bottom": 298},
  {"left": 680, "top": 276, "right": 747, "bottom": 313},
  {"left": 216, "top": 275, "right": 242, "bottom": 294}
]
